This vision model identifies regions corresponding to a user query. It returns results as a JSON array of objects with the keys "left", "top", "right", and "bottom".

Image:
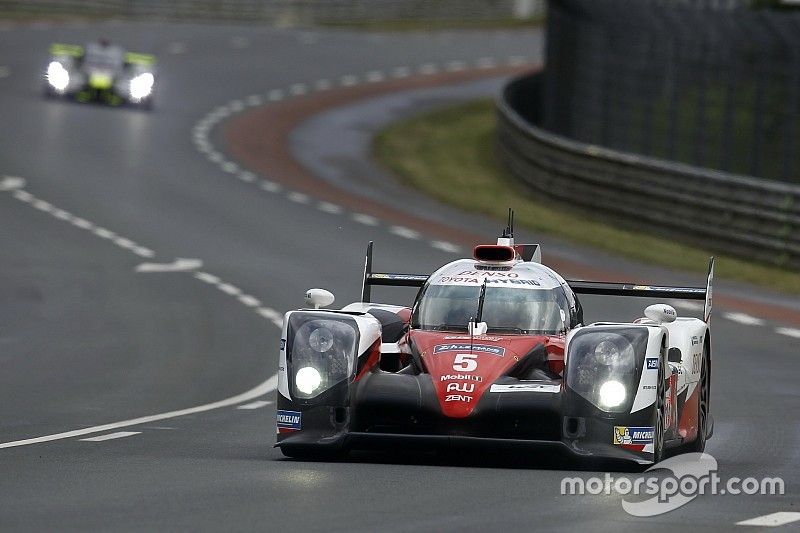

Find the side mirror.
[
  {"left": 305, "top": 288, "right": 335, "bottom": 309},
  {"left": 644, "top": 304, "right": 677, "bottom": 324}
]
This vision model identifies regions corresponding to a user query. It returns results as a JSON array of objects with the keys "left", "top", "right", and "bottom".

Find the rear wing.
[{"left": 360, "top": 242, "right": 714, "bottom": 323}]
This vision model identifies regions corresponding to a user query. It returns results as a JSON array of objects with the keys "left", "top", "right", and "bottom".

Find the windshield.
[
  {"left": 83, "top": 44, "right": 124, "bottom": 70},
  {"left": 412, "top": 283, "right": 569, "bottom": 334}
]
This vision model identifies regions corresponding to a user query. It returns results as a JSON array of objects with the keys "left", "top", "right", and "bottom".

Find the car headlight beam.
[
  {"left": 46, "top": 61, "right": 70, "bottom": 91},
  {"left": 598, "top": 380, "right": 626, "bottom": 408},
  {"left": 295, "top": 366, "right": 322, "bottom": 395},
  {"left": 129, "top": 72, "right": 154, "bottom": 99}
]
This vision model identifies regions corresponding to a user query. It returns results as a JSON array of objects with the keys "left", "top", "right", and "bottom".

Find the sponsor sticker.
[
  {"left": 646, "top": 357, "right": 659, "bottom": 370},
  {"left": 613, "top": 426, "right": 654, "bottom": 445},
  {"left": 434, "top": 344, "right": 505, "bottom": 356},
  {"left": 490, "top": 383, "right": 560, "bottom": 394},
  {"left": 276, "top": 410, "right": 302, "bottom": 431},
  {"left": 440, "top": 374, "right": 483, "bottom": 382}
]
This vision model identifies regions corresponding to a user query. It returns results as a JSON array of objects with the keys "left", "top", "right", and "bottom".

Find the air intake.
[{"left": 473, "top": 245, "right": 516, "bottom": 262}]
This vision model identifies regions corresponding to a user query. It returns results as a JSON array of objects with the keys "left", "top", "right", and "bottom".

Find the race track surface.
[{"left": 0, "top": 21, "right": 798, "bottom": 531}]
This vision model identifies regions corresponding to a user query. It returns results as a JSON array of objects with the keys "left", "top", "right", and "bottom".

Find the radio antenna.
[{"left": 502, "top": 208, "right": 514, "bottom": 238}]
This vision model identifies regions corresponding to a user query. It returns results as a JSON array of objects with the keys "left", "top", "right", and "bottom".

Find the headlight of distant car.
[
  {"left": 566, "top": 328, "right": 648, "bottom": 413},
  {"left": 286, "top": 313, "right": 359, "bottom": 401},
  {"left": 46, "top": 61, "right": 70, "bottom": 91},
  {"left": 128, "top": 72, "right": 154, "bottom": 99}
]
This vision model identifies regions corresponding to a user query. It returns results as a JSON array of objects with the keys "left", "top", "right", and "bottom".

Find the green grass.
[
  {"left": 318, "top": 17, "right": 544, "bottom": 32},
  {"left": 374, "top": 99, "right": 800, "bottom": 293}
]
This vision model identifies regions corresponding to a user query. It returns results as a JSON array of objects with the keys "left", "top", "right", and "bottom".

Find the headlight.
[
  {"left": 295, "top": 366, "right": 322, "bottom": 395},
  {"left": 46, "top": 61, "right": 69, "bottom": 91},
  {"left": 129, "top": 72, "right": 154, "bottom": 99},
  {"left": 287, "top": 314, "right": 359, "bottom": 401},
  {"left": 598, "top": 380, "right": 626, "bottom": 408},
  {"left": 566, "top": 328, "right": 648, "bottom": 412}
]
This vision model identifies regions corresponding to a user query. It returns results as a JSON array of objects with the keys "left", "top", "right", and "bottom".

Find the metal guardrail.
[
  {"left": 0, "top": 0, "right": 546, "bottom": 23},
  {"left": 496, "top": 74, "right": 800, "bottom": 269}
]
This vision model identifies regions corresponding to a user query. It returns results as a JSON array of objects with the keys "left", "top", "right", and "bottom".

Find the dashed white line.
[
  {"left": 0, "top": 66, "right": 9, "bottom": 79},
  {"left": 229, "top": 100, "right": 245, "bottom": 112},
  {"left": 0, "top": 375, "right": 278, "bottom": 448},
  {"left": 80, "top": 431, "right": 141, "bottom": 442},
  {"left": 287, "top": 192, "right": 310, "bottom": 204},
  {"left": 431, "top": 240, "right": 461, "bottom": 253},
  {"left": 722, "top": 312, "right": 765, "bottom": 326},
  {"left": 268, "top": 89, "right": 284, "bottom": 101},
  {"left": 392, "top": 66, "right": 411, "bottom": 78},
  {"left": 365, "top": 70, "right": 385, "bottom": 83},
  {"left": 289, "top": 83, "right": 307, "bottom": 96},
  {"left": 194, "top": 272, "right": 221, "bottom": 284},
  {"left": 260, "top": 180, "right": 282, "bottom": 193},
  {"left": 0, "top": 176, "right": 25, "bottom": 190},
  {"left": 237, "top": 400, "right": 273, "bottom": 410},
  {"left": 71, "top": 217, "right": 94, "bottom": 230},
  {"left": 238, "top": 294, "right": 261, "bottom": 307},
  {"left": 670, "top": 300, "right": 705, "bottom": 312},
  {"left": 445, "top": 60, "right": 467, "bottom": 72},
  {"left": 352, "top": 213, "right": 379, "bottom": 226},
  {"left": 775, "top": 327, "right": 800, "bottom": 339},
  {"left": 93, "top": 227, "right": 116, "bottom": 239},
  {"left": 314, "top": 79, "right": 332, "bottom": 91},
  {"left": 218, "top": 283, "right": 242, "bottom": 296},
  {"left": 340, "top": 74, "right": 359, "bottom": 87},
  {"left": 318, "top": 201, "right": 343, "bottom": 214},
  {"left": 476, "top": 57, "right": 497, "bottom": 69},
  {"left": 418, "top": 63, "right": 438, "bottom": 75},
  {"left": 507, "top": 55, "right": 528, "bottom": 66},
  {"left": 222, "top": 161, "right": 239, "bottom": 174},
  {"left": 245, "top": 95, "right": 263, "bottom": 106},
  {"left": 238, "top": 171, "right": 257, "bottom": 183},
  {"left": 736, "top": 512, "right": 800, "bottom": 527},
  {"left": 390, "top": 225, "right": 421, "bottom": 240}
]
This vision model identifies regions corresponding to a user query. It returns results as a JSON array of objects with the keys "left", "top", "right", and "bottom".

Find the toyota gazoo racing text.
[
  {"left": 276, "top": 219, "right": 714, "bottom": 465},
  {"left": 44, "top": 41, "right": 156, "bottom": 108}
]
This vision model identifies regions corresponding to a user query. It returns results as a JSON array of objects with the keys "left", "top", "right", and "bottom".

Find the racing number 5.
[{"left": 453, "top": 353, "right": 477, "bottom": 372}]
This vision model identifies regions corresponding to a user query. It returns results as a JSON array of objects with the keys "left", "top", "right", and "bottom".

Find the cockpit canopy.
[{"left": 412, "top": 283, "right": 569, "bottom": 334}]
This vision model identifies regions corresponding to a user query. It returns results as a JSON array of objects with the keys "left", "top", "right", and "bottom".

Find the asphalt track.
[{"left": 0, "top": 21, "right": 798, "bottom": 532}]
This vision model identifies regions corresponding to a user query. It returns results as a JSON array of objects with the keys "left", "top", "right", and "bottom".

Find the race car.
[
  {"left": 276, "top": 217, "right": 714, "bottom": 465},
  {"left": 44, "top": 40, "right": 156, "bottom": 108}
]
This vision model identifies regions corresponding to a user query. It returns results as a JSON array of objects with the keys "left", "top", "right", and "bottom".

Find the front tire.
[{"left": 652, "top": 358, "right": 666, "bottom": 463}]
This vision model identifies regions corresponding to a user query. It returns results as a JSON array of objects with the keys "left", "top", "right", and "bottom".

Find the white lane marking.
[
  {"left": 167, "top": 42, "right": 186, "bottom": 54},
  {"left": 218, "top": 283, "right": 241, "bottom": 296},
  {"left": 0, "top": 375, "right": 278, "bottom": 449},
  {"left": 0, "top": 176, "right": 25, "bottom": 190},
  {"left": 507, "top": 55, "right": 528, "bottom": 66},
  {"left": 352, "top": 213, "right": 379, "bottom": 226},
  {"left": 365, "top": 70, "right": 385, "bottom": 83},
  {"left": 670, "top": 300, "right": 704, "bottom": 312},
  {"left": 136, "top": 258, "right": 203, "bottom": 273},
  {"left": 268, "top": 89, "right": 284, "bottom": 101},
  {"left": 80, "top": 431, "right": 141, "bottom": 442},
  {"left": 431, "top": 240, "right": 461, "bottom": 253},
  {"left": 0, "top": 66, "right": 9, "bottom": 79},
  {"left": 445, "top": 60, "right": 467, "bottom": 72},
  {"left": 736, "top": 512, "right": 800, "bottom": 527},
  {"left": 238, "top": 171, "right": 257, "bottom": 183},
  {"left": 314, "top": 79, "right": 332, "bottom": 91},
  {"left": 722, "top": 312, "right": 765, "bottom": 326},
  {"left": 392, "top": 66, "right": 411, "bottom": 78},
  {"left": 260, "top": 180, "right": 282, "bottom": 193},
  {"left": 477, "top": 57, "right": 497, "bottom": 69},
  {"left": 133, "top": 247, "right": 155, "bottom": 258},
  {"left": 238, "top": 294, "right": 261, "bottom": 307},
  {"left": 194, "top": 272, "right": 221, "bottom": 284},
  {"left": 287, "top": 191, "right": 310, "bottom": 204},
  {"left": 222, "top": 161, "right": 239, "bottom": 173},
  {"left": 340, "top": 75, "right": 359, "bottom": 87},
  {"left": 113, "top": 237, "right": 136, "bottom": 249},
  {"left": 245, "top": 95, "right": 263, "bottom": 106},
  {"left": 775, "top": 327, "right": 800, "bottom": 339},
  {"left": 32, "top": 199, "right": 53, "bottom": 212},
  {"left": 230, "top": 36, "right": 249, "bottom": 49},
  {"left": 318, "top": 201, "right": 343, "bottom": 214},
  {"left": 93, "top": 227, "right": 117, "bottom": 239},
  {"left": 229, "top": 100, "right": 245, "bottom": 112},
  {"left": 237, "top": 400, "right": 272, "bottom": 410},
  {"left": 418, "top": 63, "right": 438, "bottom": 75},
  {"left": 390, "top": 225, "right": 420, "bottom": 240},
  {"left": 71, "top": 217, "right": 93, "bottom": 230},
  {"left": 289, "top": 83, "right": 307, "bottom": 96}
]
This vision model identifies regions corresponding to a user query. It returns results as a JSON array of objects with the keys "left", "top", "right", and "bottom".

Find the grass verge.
[{"left": 373, "top": 99, "right": 800, "bottom": 293}]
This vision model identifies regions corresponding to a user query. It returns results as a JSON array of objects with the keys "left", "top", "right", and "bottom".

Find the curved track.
[{"left": 0, "top": 21, "right": 798, "bottom": 531}]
